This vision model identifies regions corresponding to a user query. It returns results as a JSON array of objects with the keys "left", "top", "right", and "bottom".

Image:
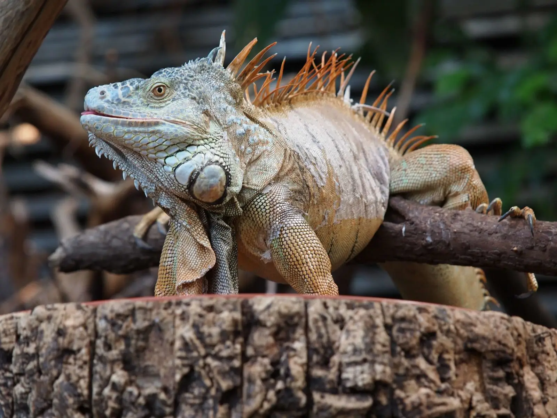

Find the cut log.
[{"left": 0, "top": 295, "right": 555, "bottom": 417}]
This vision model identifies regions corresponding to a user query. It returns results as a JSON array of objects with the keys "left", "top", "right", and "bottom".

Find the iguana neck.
[{"left": 221, "top": 105, "right": 292, "bottom": 208}]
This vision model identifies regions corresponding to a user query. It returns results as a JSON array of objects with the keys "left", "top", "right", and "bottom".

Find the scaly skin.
[{"left": 80, "top": 32, "right": 536, "bottom": 310}]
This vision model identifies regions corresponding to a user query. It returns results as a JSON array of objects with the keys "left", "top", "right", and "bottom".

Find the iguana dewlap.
[{"left": 80, "top": 32, "right": 536, "bottom": 310}]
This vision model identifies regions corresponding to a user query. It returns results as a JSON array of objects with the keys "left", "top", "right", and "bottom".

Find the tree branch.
[
  {"left": 49, "top": 197, "right": 557, "bottom": 277},
  {"left": 49, "top": 215, "right": 165, "bottom": 274},
  {"left": 0, "top": 0, "right": 68, "bottom": 117},
  {"left": 356, "top": 197, "right": 557, "bottom": 273},
  {"left": 11, "top": 85, "right": 117, "bottom": 179}
]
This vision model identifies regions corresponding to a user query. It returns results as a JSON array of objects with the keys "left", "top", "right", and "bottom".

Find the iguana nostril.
[{"left": 99, "top": 90, "right": 106, "bottom": 97}]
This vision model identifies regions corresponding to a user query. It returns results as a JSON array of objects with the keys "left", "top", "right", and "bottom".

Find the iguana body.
[{"left": 81, "top": 32, "right": 536, "bottom": 310}]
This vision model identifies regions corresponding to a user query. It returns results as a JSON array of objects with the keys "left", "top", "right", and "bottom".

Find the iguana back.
[{"left": 251, "top": 98, "right": 390, "bottom": 270}]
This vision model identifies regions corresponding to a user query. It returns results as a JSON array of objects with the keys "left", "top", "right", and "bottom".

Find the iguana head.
[{"left": 80, "top": 32, "right": 246, "bottom": 214}]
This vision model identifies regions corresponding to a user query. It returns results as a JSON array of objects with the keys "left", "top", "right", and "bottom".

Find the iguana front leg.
[
  {"left": 239, "top": 187, "right": 339, "bottom": 295},
  {"left": 205, "top": 212, "right": 239, "bottom": 294}
]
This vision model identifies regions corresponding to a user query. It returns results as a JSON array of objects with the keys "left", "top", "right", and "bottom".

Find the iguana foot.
[
  {"left": 477, "top": 268, "right": 500, "bottom": 310},
  {"left": 499, "top": 205, "right": 536, "bottom": 236},
  {"left": 134, "top": 206, "right": 170, "bottom": 250},
  {"left": 475, "top": 197, "right": 502, "bottom": 216},
  {"left": 478, "top": 198, "right": 538, "bottom": 298},
  {"left": 516, "top": 272, "right": 539, "bottom": 299}
]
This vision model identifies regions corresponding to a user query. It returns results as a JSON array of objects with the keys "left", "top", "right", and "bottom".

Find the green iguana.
[{"left": 81, "top": 32, "right": 537, "bottom": 310}]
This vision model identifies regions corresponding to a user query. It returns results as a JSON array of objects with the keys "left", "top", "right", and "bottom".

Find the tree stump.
[{"left": 0, "top": 295, "right": 555, "bottom": 417}]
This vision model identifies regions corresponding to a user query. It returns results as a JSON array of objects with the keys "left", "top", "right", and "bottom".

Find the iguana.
[{"left": 80, "top": 32, "right": 537, "bottom": 310}]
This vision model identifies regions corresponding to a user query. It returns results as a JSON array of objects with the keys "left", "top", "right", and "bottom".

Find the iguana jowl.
[{"left": 81, "top": 32, "right": 537, "bottom": 310}]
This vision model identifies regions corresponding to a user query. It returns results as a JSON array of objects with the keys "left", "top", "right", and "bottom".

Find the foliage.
[
  {"left": 418, "top": 17, "right": 557, "bottom": 149},
  {"left": 232, "top": 0, "right": 292, "bottom": 50},
  {"left": 414, "top": 13, "right": 557, "bottom": 218}
]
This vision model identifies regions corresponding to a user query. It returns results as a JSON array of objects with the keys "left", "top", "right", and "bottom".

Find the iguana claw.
[
  {"left": 157, "top": 219, "right": 169, "bottom": 235},
  {"left": 498, "top": 205, "right": 536, "bottom": 236},
  {"left": 527, "top": 213, "right": 535, "bottom": 236},
  {"left": 134, "top": 235, "right": 155, "bottom": 251},
  {"left": 475, "top": 197, "right": 502, "bottom": 216},
  {"left": 515, "top": 272, "right": 538, "bottom": 299},
  {"left": 133, "top": 207, "right": 170, "bottom": 250}
]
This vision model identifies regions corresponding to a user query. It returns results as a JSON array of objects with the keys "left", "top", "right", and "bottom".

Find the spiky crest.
[{"left": 225, "top": 37, "right": 436, "bottom": 156}]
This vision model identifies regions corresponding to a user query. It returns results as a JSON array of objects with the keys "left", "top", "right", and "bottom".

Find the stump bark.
[{"left": 0, "top": 295, "right": 556, "bottom": 417}]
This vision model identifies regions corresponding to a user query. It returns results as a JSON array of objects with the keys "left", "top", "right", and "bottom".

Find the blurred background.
[{"left": 0, "top": 0, "right": 556, "bottom": 325}]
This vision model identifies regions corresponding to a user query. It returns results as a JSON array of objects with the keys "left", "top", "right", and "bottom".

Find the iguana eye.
[{"left": 151, "top": 84, "right": 168, "bottom": 98}]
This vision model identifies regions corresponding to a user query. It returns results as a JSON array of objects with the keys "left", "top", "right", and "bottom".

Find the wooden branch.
[
  {"left": 393, "top": 0, "right": 433, "bottom": 124},
  {"left": 50, "top": 197, "right": 93, "bottom": 302},
  {"left": 0, "top": 0, "right": 68, "bottom": 117},
  {"left": 357, "top": 197, "right": 557, "bottom": 274},
  {"left": 36, "top": 161, "right": 146, "bottom": 300},
  {"left": 0, "top": 296, "right": 555, "bottom": 416},
  {"left": 50, "top": 214, "right": 166, "bottom": 274},
  {"left": 49, "top": 197, "right": 557, "bottom": 277},
  {"left": 64, "top": 0, "right": 97, "bottom": 111},
  {"left": 11, "top": 85, "right": 117, "bottom": 180}
]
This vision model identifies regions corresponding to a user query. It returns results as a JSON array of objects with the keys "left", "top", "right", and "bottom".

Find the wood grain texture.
[
  {"left": 0, "top": 0, "right": 68, "bottom": 117},
  {"left": 0, "top": 295, "right": 555, "bottom": 417}
]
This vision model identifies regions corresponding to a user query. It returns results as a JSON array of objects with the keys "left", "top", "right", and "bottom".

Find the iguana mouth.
[
  {"left": 81, "top": 110, "right": 189, "bottom": 128},
  {"left": 81, "top": 110, "right": 133, "bottom": 120}
]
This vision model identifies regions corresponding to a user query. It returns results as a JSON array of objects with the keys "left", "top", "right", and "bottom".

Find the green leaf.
[
  {"left": 434, "top": 68, "right": 470, "bottom": 98},
  {"left": 514, "top": 72, "right": 549, "bottom": 105},
  {"left": 417, "top": 101, "right": 473, "bottom": 141},
  {"left": 544, "top": 37, "right": 557, "bottom": 64},
  {"left": 520, "top": 102, "right": 557, "bottom": 147},
  {"left": 232, "top": 0, "right": 292, "bottom": 50}
]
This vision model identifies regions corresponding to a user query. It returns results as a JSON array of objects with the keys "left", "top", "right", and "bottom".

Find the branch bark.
[
  {"left": 356, "top": 197, "right": 557, "bottom": 274},
  {"left": 11, "top": 85, "right": 117, "bottom": 179},
  {"left": 49, "top": 197, "right": 557, "bottom": 276},
  {"left": 0, "top": 0, "right": 68, "bottom": 118}
]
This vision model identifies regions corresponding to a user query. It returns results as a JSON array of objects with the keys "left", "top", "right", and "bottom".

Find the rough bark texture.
[
  {"left": 0, "top": 0, "right": 68, "bottom": 117},
  {"left": 0, "top": 295, "right": 556, "bottom": 417},
  {"left": 49, "top": 197, "right": 557, "bottom": 276},
  {"left": 13, "top": 86, "right": 117, "bottom": 180},
  {"left": 49, "top": 214, "right": 167, "bottom": 274},
  {"left": 358, "top": 196, "right": 557, "bottom": 275}
]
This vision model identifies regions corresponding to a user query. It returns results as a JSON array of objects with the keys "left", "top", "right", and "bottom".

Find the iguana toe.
[
  {"left": 133, "top": 207, "right": 169, "bottom": 250},
  {"left": 134, "top": 235, "right": 155, "bottom": 251},
  {"left": 515, "top": 272, "right": 538, "bottom": 299},
  {"left": 475, "top": 198, "right": 502, "bottom": 215},
  {"left": 476, "top": 198, "right": 539, "bottom": 299},
  {"left": 499, "top": 205, "right": 536, "bottom": 236}
]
